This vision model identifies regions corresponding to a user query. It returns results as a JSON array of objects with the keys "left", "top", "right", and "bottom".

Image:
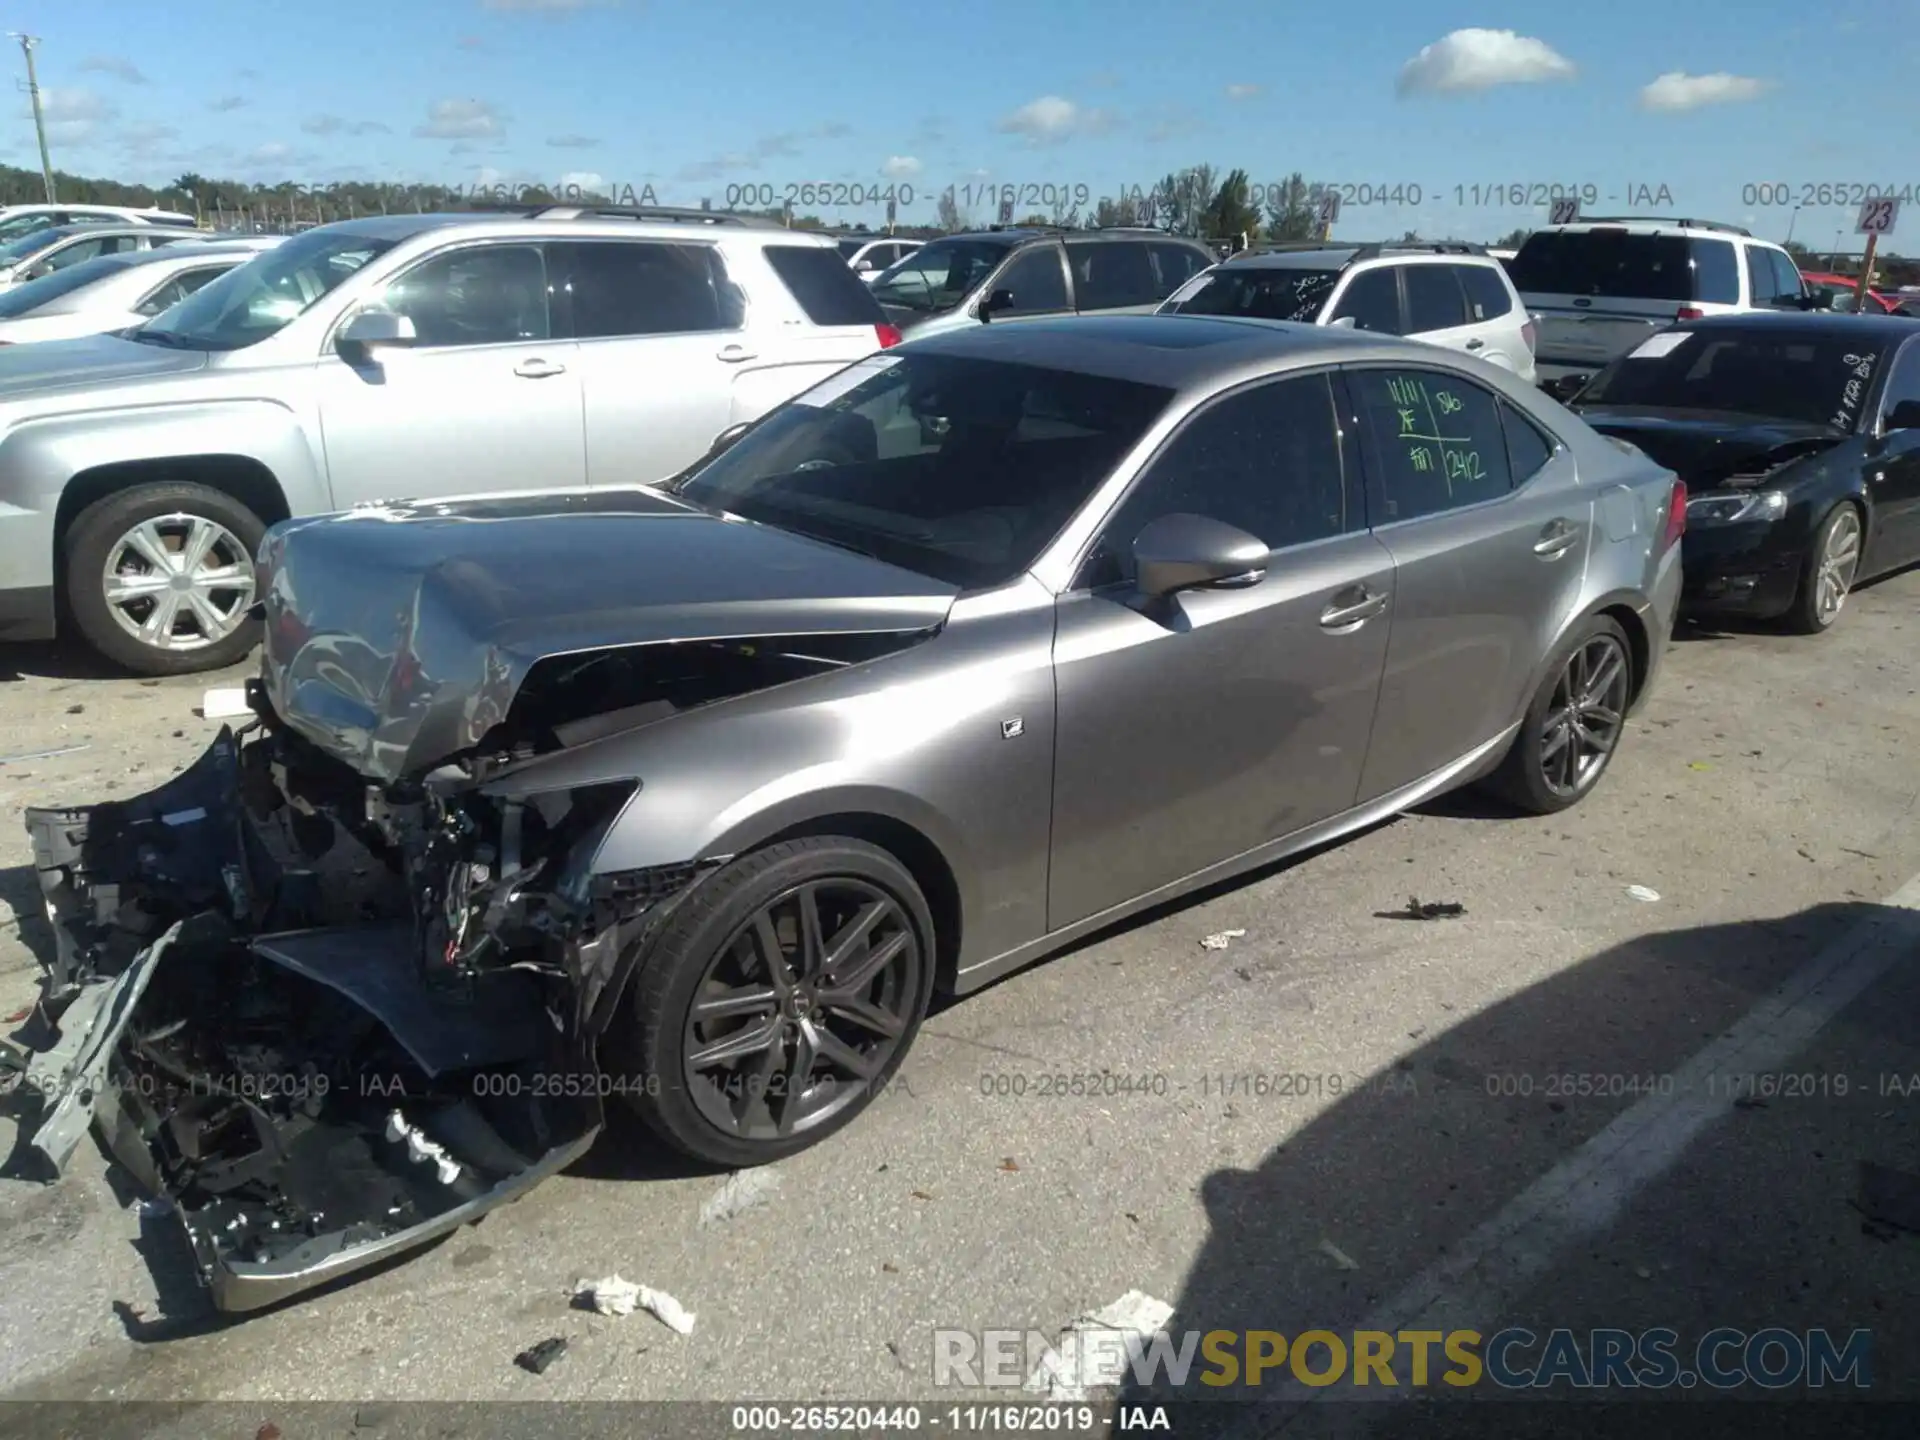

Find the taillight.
[
  {"left": 875, "top": 323, "right": 902, "bottom": 349},
  {"left": 1675, "top": 305, "right": 1704, "bottom": 321},
  {"left": 1663, "top": 478, "right": 1687, "bottom": 550},
  {"left": 1520, "top": 319, "right": 1537, "bottom": 353}
]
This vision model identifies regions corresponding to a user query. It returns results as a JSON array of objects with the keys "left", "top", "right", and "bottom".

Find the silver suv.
[
  {"left": 1158, "top": 242, "right": 1539, "bottom": 383},
  {"left": 1506, "top": 217, "right": 1809, "bottom": 384},
  {"left": 0, "top": 223, "right": 211, "bottom": 291},
  {"left": 0, "top": 205, "right": 898, "bottom": 675}
]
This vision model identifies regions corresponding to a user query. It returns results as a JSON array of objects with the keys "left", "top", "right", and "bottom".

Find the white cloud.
[
  {"left": 38, "top": 88, "right": 116, "bottom": 145},
  {"left": 1224, "top": 83, "right": 1262, "bottom": 100},
  {"left": 1396, "top": 29, "right": 1576, "bottom": 96},
  {"left": 80, "top": 56, "right": 147, "bottom": 85},
  {"left": 547, "top": 133, "right": 599, "bottom": 148},
  {"left": 1638, "top": 71, "right": 1772, "bottom": 112},
  {"left": 414, "top": 98, "right": 506, "bottom": 140},
  {"left": 997, "top": 94, "right": 1113, "bottom": 144},
  {"left": 881, "top": 155, "right": 922, "bottom": 179},
  {"left": 303, "top": 114, "right": 392, "bottom": 137},
  {"left": 556, "top": 170, "right": 607, "bottom": 194},
  {"left": 249, "top": 142, "right": 293, "bottom": 163}
]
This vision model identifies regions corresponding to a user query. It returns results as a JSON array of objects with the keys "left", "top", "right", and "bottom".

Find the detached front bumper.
[{"left": 10, "top": 729, "right": 605, "bottom": 1315}]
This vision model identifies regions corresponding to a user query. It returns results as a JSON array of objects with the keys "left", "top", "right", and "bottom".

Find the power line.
[{"left": 7, "top": 33, "right": 55, "bottom": 203}]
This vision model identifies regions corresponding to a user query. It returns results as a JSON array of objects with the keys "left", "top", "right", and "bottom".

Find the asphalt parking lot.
[{"left": 1, "top": 568, "right": 1917, "bottom": 1433}]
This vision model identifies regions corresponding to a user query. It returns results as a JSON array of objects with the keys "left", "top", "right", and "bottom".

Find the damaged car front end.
[{"left": 10, "top": 485, "right": 956, "bottom": 1313}]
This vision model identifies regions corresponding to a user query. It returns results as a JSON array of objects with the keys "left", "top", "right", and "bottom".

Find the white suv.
[
  {"left": 1505, "top": 217, "right": 1808, "bottom": 385},
  {"left": 1157, "top": 242, "right": 1538, "bottom": 383}
]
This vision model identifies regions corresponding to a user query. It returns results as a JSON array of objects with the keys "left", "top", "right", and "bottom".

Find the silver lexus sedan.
[{"left": 18, "top": 315, "right": 1683, "bottom": 1313}]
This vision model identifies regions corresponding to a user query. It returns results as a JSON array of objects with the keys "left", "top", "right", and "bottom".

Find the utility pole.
[{"left": 9, "top": 34, "right": 56, "bottom": 203}]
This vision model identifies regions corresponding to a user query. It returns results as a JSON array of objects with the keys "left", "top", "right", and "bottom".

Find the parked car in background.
[
  {"left": 0, "top": 205, "right": 897, "bottom": 675},
  {"left": 868, "top": 227, "right": 1214, "bottom": 338},
  {"left": 0, "top": 222, "right": 211, "bottom": 292},
  {"left": 1509, "top": 218, "right": 1809, "bottom": 383},
  {"left": 1567, "top": 312, "right": 1920, "bottom": 633},
  {"left": 14, "top": 314, "right": 1681, "bottom": 1313},
  {"left": 835, "top": 234, "right": 921, "bottom": 280},
  {"left": 1157, "top": 242, "right": 1537, "bottom": 382},
  {"left": 0, "top": 243, "right": 278, "bottom": 346},
  {"left": 1800, "top": 271, "right": 1898, "bottom": 314},
  {"left": 0, "top": 203, "right": 199, "bottom": 244}
]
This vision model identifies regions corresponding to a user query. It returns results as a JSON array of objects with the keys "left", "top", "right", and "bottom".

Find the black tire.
[
  {"left": 63, "top": 481, "right": 267, "bottom": 677},
  {"left": 1482, "top": 614, "right": 1635, "bottom": 816},
  {"left": 1783, "top": 502, "right": 1864, "bottom": 635},
  {"left": 614, "top": 836, "right": 936, "bottom": 1168}
]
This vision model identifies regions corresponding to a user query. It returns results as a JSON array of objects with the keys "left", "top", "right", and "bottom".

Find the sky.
[{"left": 4, "top": 0, "right": 1915, "bottom": 248}]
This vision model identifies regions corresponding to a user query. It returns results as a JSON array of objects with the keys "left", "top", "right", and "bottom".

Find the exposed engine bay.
[{"left": 5, "top": 628, "right": 929, "bottom": 1314}]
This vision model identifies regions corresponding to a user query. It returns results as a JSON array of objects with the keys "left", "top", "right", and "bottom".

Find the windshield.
[
  {"left": 133, "top": 227, "right": 395, "bottom": 351},
  {"left": 1162, "top": 266, "right": 1342, "bottom": 323},
  {"left": 673, "top": 351, "right": 1176, "bottom": 588},
  {"left": 868, "top": 238, "right": 1014, "bottom": 313},
  {"left": 0, "top": 213, "right": 63, "bottom": 244},
  {"left": 0, "top": 226, "right": 85, "bottom": 266},
  {"left": 836, "top": 238, "right": 866, "bottom": 260},
  {"left": 1579, "top": 328, "right": 1886, "bottom": 431},
  {"left": 0, "top": 254, "right": 130, "bottom": 317}
]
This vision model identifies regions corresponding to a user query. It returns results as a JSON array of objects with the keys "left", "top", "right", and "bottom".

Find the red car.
[{"left": 1800, "top": 271, "right": 1899, "bottom": 313}]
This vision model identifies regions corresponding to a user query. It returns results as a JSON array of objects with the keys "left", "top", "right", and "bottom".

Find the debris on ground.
[
  {"left": 1855, "top": 1161, "right": 1920, "bottom": 1235},
  {"left": 1377, "top": 896, "right": 1466, "bottom": 921},
  {"left": 1625, "top": 885, "right": 1662, "bottom": 903},
  {"left": 885, "top": 1340, "right": 910, "bottom": 1372},
  {"left": 882, "top": 1262, "right": 899, "bottom": 1273},
  {"left": 698, "top": 1167, "right": 783, "bottom": 1227},
  {"left": 0, "top": 742, "right": 89, "bottom": 766},
  {"left": 64, "top": 703, "right": 84, "bottom": 715},
  {"left": 577, "top": 1275, "right": 641, "bottom": 1317},
  {"left": 1318, "top": 1238, "right": 1360, "bottom": 1271},
  {"left": 514, "top": 1337, "right": 569, "bottom": 1375},
  {"left": 199, "top": 686, "right": 251, "bottom": 719},
  {"left": 636, "top": 1285, "right": 697, "bottom": 1336},
  {"left": 1200, "top": 928, "right": 1248, "bottom": 950},
  {"left": 256, "top": 1425, "right": 282, "bottom": 1440},
  {"left": 1025, "top": 1291, "right": 1176, "bottom": 1400},
  {"left": 910, "top": 1189, "right": 933, "bottom": 1201},
  {"left": 999, "top": 1157, "right": 1020, "bottom": 1172}
]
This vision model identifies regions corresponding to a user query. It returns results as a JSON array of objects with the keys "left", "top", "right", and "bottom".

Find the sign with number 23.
[{"left": 1856, "top": 196, "right": 1900, "bottom": 235}]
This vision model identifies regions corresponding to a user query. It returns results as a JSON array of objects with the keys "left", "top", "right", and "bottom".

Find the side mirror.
[
  {"left": 1132, "top": 513, "right": 1269, "bottom": 599},
  {"left": 1327, "top": 315, "right": 1358, "bottom": 330},
  {"left": 1884, "top": 400, "right": 1920, "bottom": 432},
  {"left": 707, "top": 420, "right": 754, "bottom": 456},
  {"left": 855, "top": 258, "right": 875, "bottom": 273},
  {"left": 978, "top": 288, "right": 1015, "bottom": 324},
  {"left": 336, "top": 309, "right": 417, "bottom": 362}
]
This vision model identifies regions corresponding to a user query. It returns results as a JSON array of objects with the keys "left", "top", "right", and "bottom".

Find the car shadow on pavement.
[
  {"left": 0, "top": 640, "right": 128, "bottom": 685},
  {"left": 1122, "top": 898, "right": 1920, "bottom": 1440}
]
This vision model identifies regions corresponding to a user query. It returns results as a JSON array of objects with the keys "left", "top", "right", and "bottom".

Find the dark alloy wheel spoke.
[
  {"left": 685, "top": 873, "right": 924, "bottom": 1144},
  {"left": 1539, "top": 635, "right": 1630, "bottom": 799}
]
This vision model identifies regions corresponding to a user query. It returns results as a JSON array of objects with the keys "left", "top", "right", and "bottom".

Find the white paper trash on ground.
[
  {"left": 1200, "top": 929, "right": 1247, "bottom": 951},
  {"left": 638, "top": 1285, "right": 697, "bottom": 1335},
  {"left": 1024, "top": 1290, "right": 1176, "bottom": 1400},
  {"left": 578, "top": 1275, "right": 641, "bottom": 1317},
  {"left": 200, "top": 687, "right": 251, "bottom": 719}
]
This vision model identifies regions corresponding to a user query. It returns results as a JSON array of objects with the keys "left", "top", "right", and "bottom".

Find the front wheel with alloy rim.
[
  {"left": 1482, "top": 615, "right": 1635, "bottom": 815},
  {"left": 63, "top": 481, "right": 266, "bottom": 676},
  {"left": 614, "top": 836, "right": 936, "bottom": 1167},
  {"left": 1786, "top": 502, "right": 1863, "bottom": 635}
]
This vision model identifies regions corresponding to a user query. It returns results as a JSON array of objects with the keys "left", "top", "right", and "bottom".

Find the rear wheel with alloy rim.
[
  {"left": 1483, "top": 615, "right": 1634, "bottom": 815},
  {"left": 616, "top": 836, "right": 935, "bottom": 1166},
  {"left": 63, "top": 480, "right": 266, "bottom": 676},
  {"left": 1786, "top": 503, "right": 1862, "bottom": 634}
]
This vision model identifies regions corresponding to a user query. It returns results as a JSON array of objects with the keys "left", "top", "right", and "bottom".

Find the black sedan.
[{"left": 1564, "top": 312, "right": 1920, "bottom": 632}]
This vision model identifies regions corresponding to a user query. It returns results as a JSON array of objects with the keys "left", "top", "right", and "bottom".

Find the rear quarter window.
[
  {"left": 761, "top": 244, "right": 887, "bottom": 327},
  {"left": 1457, "top": 263, "right": 1514, "bottom": 320}
]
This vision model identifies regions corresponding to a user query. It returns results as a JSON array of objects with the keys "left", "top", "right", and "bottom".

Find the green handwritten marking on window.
[
  {"left": 1445, "top": 449, "right": 1484, "bottom": 483},
  {"left": 1434, "top": 390, "right": 1463, "bottom": 415},
  {"left": 1379, "top": 372, "right": 1478, "bottom": 499},
  {"left": 1397, "top": 407, "right": 1419, "bottom": 433},
  {"left": 1410, "top": 446, "right": 1434, "bottom": 472}
]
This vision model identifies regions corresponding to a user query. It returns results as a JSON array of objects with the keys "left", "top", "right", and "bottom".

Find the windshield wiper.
[{"left": 127, "top": 329, "right": 193, "bottom": 347}]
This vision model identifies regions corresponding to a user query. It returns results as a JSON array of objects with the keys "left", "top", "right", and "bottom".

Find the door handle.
[
  {"left": 513, "top": 358, "right": 567, "bottom": 379},
  {"left": 1465, "top": 338, "right": 1485, "bottom": 350},
  {"left": 1319, "top": 587, "right": 1388, "bottom": 629},
  {"left": 716, "top": 344, "right": 758, "bottom": 363},
  {"left": 1533, "top": 520, "right": 1580, "bottom": 557}
]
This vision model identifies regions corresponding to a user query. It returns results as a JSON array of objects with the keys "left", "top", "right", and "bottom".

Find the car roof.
[
  {"left": 942, "top": 228, "right": 1192, "bottom": 246},
  {"left": 1678, "top": 311, "right": 1918, "bottom": 339},
  {"left": 1228, "top": 244, "right": 1499, "bottom": 270},
  {"left": 1532, "top": 218, "right": 1757, "bottom": 240},
  {"left": 897, "top": 313, "right": 1442, "bottom": 393},
  {"left": 78, "top": 244, "right": 262, "bottom": 273},
  {"left": 297, "top": 211, "right": 843, "bottom": 247}
]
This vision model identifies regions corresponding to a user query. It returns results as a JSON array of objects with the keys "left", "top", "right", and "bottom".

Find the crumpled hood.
[
  {"left": 1575, "top": 408, "right": 1843, "bottom": 489},
  {"left": 257, "top": 487, "right": 959, "bottom": 781},
  {"left": 0, "top": 330, "right": 208, "bottom": 400}
]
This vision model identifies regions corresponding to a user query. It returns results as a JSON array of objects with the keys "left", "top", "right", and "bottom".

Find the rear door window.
[
  {"left": 1456, "top": 263, "right": 1514, "bottom": 321},
  {"left": 1745, "top": 246, "right": 1781, "bottom": 305},
  {"left": 762, "top": 244, "right": 887, "bottom": 326},
  {"left": 992, "top": 245, "right": 1071, "bottom": 316},
  {"left": 1404, "top": 264, "right": 1468, "bottom": 333},
  {"left": 552, "top": 240, "right": 742, "bottom": 338},
  {"left": 1508, "top": 230, "right": 1738, "bottom": 304},
  {"left": 1768, "top": 248, "right": 1805, "bottom": 302},
  {"left": 1067, "top": 240, "right": 1162, "bottom": 310}
]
